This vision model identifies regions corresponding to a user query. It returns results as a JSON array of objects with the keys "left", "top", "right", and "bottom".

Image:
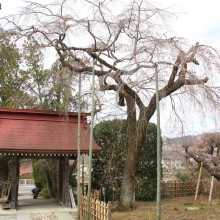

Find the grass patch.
[
  {"left": 183, "top": 202, "right": 194, "bottom": 206},
  {"left": 111, "top": 195, "right": 220, "bottom": 220}
]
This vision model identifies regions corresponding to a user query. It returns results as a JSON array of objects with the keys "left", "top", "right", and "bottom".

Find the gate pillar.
[
  {"left": 11, "top": 156, "right": 19, "bottom": 209},
  {"left": 58, "top": 156, "right": 70, "bottom": 207}
]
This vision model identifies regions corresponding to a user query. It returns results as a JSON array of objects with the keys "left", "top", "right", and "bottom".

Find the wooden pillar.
[
  {"left": 63, "top": 155, "right": 70, "bottom": 207},
  {"left": 58, "top": 158, "right": 64, "bottom": 205},
  {"left": 58, "top": 156, "right": 70, "bottom": 207},
  {"left": 11, "top": 156, "right": 19, "bottom": 209}
]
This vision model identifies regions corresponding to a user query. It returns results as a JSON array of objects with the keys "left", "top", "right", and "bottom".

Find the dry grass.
[{"left": 112, "top": 195, "right": 220, "bottom": 220}]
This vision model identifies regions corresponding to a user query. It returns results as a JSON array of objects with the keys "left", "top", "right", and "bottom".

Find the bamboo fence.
[
  {"left": 161, "top": 179, "right": 220, "bottom": 198},
  {"left": 80, "top": 194, "right": 111, "bottom": 220}
]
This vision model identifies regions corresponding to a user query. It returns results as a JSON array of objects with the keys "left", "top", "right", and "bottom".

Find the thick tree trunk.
[
  {"left": 119, "top": 95, "right": 147, "bottom": 209},
  {"left": 119, "top": 144, "right": 137, "bottom": 208},
  {"left": 119, "top": 123, "right": 147, "bottom": 209}
]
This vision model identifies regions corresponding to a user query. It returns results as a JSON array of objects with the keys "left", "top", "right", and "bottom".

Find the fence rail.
[{"left": 80, "top": 194, "right": 111, "bottom": 220}]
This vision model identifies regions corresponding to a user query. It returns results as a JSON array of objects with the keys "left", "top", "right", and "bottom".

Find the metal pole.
[
  {"left": 77, "top": 73, "right": 82, "bottom": 220},
  {"left": 87, "top": 58, "right": 96, "bottom": 220},
  {"left": 155, "top": 64, "right": 161, "bottom": 220}
]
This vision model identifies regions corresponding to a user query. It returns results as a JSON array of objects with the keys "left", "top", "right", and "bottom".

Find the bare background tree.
[
  {"left": 2, "top": 0, "right": 220, "bottom": 209},
  {"left": 184, "top": 133, "right": 220, "bottom": 180}
]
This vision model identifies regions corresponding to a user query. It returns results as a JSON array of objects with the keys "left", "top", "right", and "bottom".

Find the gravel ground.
[
  {"left": 0, "top": 194, "right": 77, "bottom": 220},
  {"left": 0, "top": 212, "right": 76, "bottom": 220},
  {"left": 32, "top": 212, "right": 58, "bottom": 220}
]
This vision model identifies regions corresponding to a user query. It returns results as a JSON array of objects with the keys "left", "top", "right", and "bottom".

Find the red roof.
[{"left": 0, "top": 108, "right": 100, "bottom": 154}]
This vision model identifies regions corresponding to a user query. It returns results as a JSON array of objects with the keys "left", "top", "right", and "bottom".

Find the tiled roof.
[{"left": 0, "top": 108, "right": 100, "bottom": 154}]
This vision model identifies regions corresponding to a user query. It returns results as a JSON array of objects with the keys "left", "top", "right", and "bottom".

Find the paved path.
[
  {"left": 0, "top": 214, "right": 15, "bottom": 220},
  {"left": 0, "top": 195, "right": 77, "bottom": 220},
  {"left": 0, "top": 212, "right": 77, "bottom": 220}
]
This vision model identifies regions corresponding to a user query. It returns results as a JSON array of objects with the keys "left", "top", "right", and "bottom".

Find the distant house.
[
  {"left": 162, "top": 145, "right": 185, "bottom": 174},
  {"left": 162, "top": 135, "right": 199, "bottom": 176}
]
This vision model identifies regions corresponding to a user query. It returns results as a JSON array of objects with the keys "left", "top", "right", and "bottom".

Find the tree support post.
[
  {"left": 194, "top": 162, "right": 203, "bottom": 201},
  {"left": 208, "top": 176, "right": 214, "bottom": 203},
  {"left": 208, "top": 147, "right": 217, "bottom": 203}
]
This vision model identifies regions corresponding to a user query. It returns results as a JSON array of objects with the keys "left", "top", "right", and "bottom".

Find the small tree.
[
  {"left": 136, "top": 123, "right": 159, "bottom": 201},
  {"left": 32, "top": 159, "right": 57, "bottom": 198},
  {"left": 92, "top": 120, "right": 127, "bottom": 202},
  {"left": 92, "top": 120, "right": 160, "bottom": 201}
]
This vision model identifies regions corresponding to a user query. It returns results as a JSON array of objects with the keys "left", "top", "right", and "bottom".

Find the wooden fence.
[
  {"left": 80, "top": 194, "right": 111, "bottom": 220},
  {"left": 0, "top": 181, "right": 11, "bottom": 202},
  {"left": 161, "top": 179, "right": 220, "bottom": 198},
  {"left": 91, "top": 190, "right": 101, "bottom": 200}
]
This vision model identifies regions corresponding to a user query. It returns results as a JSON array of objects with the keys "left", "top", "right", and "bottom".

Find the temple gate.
[{"left": 0, "top": 108, "right": 100, "bottom": 209}]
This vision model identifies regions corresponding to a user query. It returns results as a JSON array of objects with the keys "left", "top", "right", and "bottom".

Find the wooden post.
[
  {"left": 194, "top": 162, "right": 203, "bottom": 201},
  {"left": 63, "top": 155, "right": 70, "bottom": 207},
  {"left": 107, "top": 201, "right": 111, "bottom": 220},
  {"left": 58, "top": 159, "right": 63, "bottom": 205},
  {"left": 11, "top": 156, "right": 19, "bottom": 209},
  {"left": 209, "top": 176, "right": 214, "bottom": 203},
  {"left": 209, "top": 147, "right": 217, "bottom": 203}
]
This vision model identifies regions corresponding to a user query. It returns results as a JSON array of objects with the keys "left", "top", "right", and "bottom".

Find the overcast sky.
[
  {"left": 1, "top": 0, "right": 220, "bottom": 47},
  {"left": 156, "top": 0, "right": 220, "bottom": 48},
  {"left": 1, "top": 0, "right": 220, "bottom": 137}
]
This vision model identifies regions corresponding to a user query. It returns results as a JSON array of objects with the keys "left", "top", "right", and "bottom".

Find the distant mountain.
[
  {"left": 164, "top": 132, "right": 220, "bottom": 147},
  {"left": 164, "top": 135, "right": 198, "bottom": 146}
]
